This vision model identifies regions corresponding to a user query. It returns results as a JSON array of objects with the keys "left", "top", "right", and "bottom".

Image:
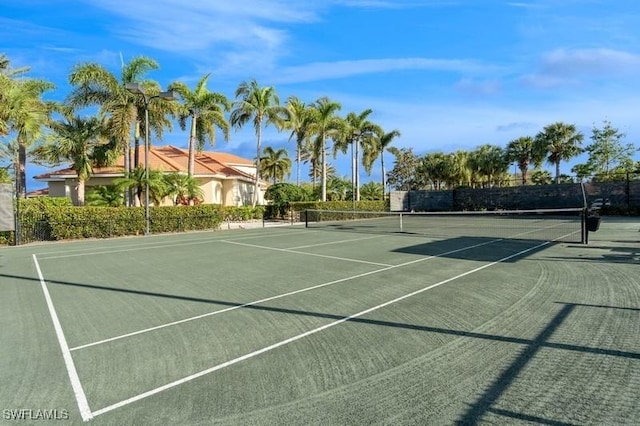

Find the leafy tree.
[
  {"left": 230, "top": 79, "right": 286, "bottom": 206},
  {"left": 264, "top": 182, "right": 309, "bottom": 217},
  {"left": 585, "top": 120, "right": 635, "bottom": 179},
  {"left": 307, "top": 97, "right": 342, "bottom": 201},
  {"left": 571, "top": 163, "right": 594, "bottom": 182},
  {"left": 534, "top": 122, "right": 584, "bottom": 184},
  {"left": 387, "top": 148, "right": 422, "bottom": 190},
  {"left": 168, "top": 73, "right": 230, "bottom": 179},
  {"left": 259, "top": 146, "right": 291, "bottom": 184}
]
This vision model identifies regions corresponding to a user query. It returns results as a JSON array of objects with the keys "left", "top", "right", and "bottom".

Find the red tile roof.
[{"left": 35, "top": 146, "right": 261, "bottom": 184}]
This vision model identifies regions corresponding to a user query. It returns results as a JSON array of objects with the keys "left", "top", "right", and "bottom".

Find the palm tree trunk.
[
  {"left": 124, "top": 141, "right": 131, "bottom": 206},
  {"left": 17, "top": 143, "right": 26, "bottom": 198},
  {"left": 77, "top": 179, "right": 85, "bottom": 206},
  {"left": 296, "top": 142, "right": 301, "bottom": 186},
  {"left": 321, "top": 134, "right": 327, "bottom": 202},
  {"left": 381, "top": 154, "right": 386, "bottom": 201},
  {"left": 188, "top": 115, "right": 197, "bottom": 178},
  {"left": 355, "top": 138, "right": 360, "bottom": 202},
  {"left": 555, "top": 162, "right": 560, "bottom": 184},
  {"left": 253, "top": 126, "right": 262, "bottom": 207}
]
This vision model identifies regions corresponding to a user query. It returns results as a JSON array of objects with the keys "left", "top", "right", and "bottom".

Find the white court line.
[
  {"left": 221, "top": 240, "right": 393, "bottom": 267},
  {"left": 91, "top": 239, "right": 550, "bottom": 419},
  {"left": 70, "top": 238, "right": 500, "bottom": 351},
  {"left": 37, "top": 230, "right": 310, "bottom": 260},
  {"left": 286, "top": 234, "right": 384, "bottom": 250},
  {"left": 32, "top": 255, "right": 93, "bottom": 422}
]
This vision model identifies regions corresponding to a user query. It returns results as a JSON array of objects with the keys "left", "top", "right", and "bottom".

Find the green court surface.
[{"left": 1, "top": 217, "right": 638, "bottom": 425}]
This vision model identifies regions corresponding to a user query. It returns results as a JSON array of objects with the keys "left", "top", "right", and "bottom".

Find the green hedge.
[
  {"left": 290, "top": 200, "right": 386, "bottom": 213},
  {"left": 2, "top": 199, "right": 266, "bottom": 245}
]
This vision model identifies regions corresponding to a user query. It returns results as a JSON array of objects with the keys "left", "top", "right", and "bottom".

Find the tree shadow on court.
[
  {"left": 391, "top": 236, "right": 554, "bottom": 262},
  {"left": 3, "top": 272, "right": 638, "bottom": 424}
]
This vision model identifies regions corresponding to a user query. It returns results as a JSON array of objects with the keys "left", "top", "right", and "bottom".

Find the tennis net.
[{"left": 304, "top": 208, "right": 587, "bottom": 243}]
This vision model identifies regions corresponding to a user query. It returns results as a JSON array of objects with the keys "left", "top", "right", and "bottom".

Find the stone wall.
[{"left": 391, "top": 180, "right": 640, "bottom": 211}]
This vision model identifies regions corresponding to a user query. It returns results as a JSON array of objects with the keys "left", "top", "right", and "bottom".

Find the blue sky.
[{"left": 2, "top": 0, "right": 640, "bottom": 190}]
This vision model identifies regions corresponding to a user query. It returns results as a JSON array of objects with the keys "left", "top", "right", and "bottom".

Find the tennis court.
[{"left": 1, "top": 213, "right": 638, "bottom": 425}]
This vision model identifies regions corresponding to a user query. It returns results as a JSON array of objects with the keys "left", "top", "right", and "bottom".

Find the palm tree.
[
  {"left": 420, "top": 152, "right": 448, "bottom": 190},
  {"left": 0, "top": 167, "right": 12, "bottom": 184},
  {"left": 1, "top": 57, "right": 54, "bottom": 197},
  {"left": 67, "top": 56, "right": 165, "bottom": 205},
  {"left": 506, "top": 136, "right": 539, "bottom": 185},
  {"left": 448, "top": 150, "right": 472, "bottom": 188},
  {"left": 282, "top": 96, "right": 313, "bottom": 186},
  {"left": 163, "top": 172, "right": 204, "bottom": 205},
  {"left": 307, "top": 97, "right": 342, "bottom": 202},
  {"left": 114, "top": 167, "right": 167, "bottom": 207},
  {"left": 260, "top": 146, "right": 292, "bottom": 184},
  {"left": 359, "top": 181, "right": 383, "bottom": 200},
  {"left": 86, "top": 185, "right": 124, "bottom": 207},
  {"left": 34, "top": 112, "right": 109, "bottom": 206},
  {"left": 168, "top": 73, "right": 230, "bottom": 179},
  {"left": 469, "top": 144, "right": 509, "bottom": 188},
  {"left": 534, "top": 122, "right": 584, "bottom": 184},
  {"left": 333, "top": 109, "right": 381, "bottom": 201},
  {"left": 230, "top": 79, "right": 286, "bottom": 206},
  {"left": 364, "top": 129, "right": 401, "bottom": 200}
]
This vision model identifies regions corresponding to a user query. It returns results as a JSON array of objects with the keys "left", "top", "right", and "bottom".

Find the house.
[{"left": 34, "top": 145, "right": 267, "bottom": 206}]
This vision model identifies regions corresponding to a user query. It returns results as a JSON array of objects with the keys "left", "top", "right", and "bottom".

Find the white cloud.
[
  {"left": 272, "top": 58, "right": 495, "bottom": 84},
  {"left": 521, "top": 48, "right": 640, "bottom": 88}
]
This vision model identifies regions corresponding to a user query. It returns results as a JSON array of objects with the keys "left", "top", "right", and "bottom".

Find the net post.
[
  {"left": 399, "top": 212, "right": 403, "bottom": 232},
  {"left": 582, "top": 208, "right": 588, "bottom": 244},
  {"left": 304, "top": 209, "right": 308, "bottom": 228}
]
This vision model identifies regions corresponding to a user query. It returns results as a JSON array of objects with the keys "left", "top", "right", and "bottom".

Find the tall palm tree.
[
  {"left": 307, "top": 97, "right": 342, "bottom": 202},
  {"left": 282, "top": 96, "right": 313, "bottom": 186},
  {"left": 34, "top": 112, "right": 109, "bottom": 205},
  {"left": 1, "top": 57, "right": 54, "bottom": 197},
  {"left": 363, "top": 128, "right": 401, "bottom": 200},
  {"left": 506, "top": 136, "right": 538, "bottom": 185},
  {"left": 260, "top": 146, "right": 292, "bottom": 184},
  {"left": 230, "top": 79, "right": 286, "bottom": 206},
  {"left": 67, "top": 56, "right": 164, "bottom": 205},
  {"left": 168, "top": 73, "right": 230, "bottom": 179},
  {"left": 534, "top": 122, "right": 584, "bottom": 184},
  {"left": 333, "top": 109, "right": 381, "bottom": 201}
]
